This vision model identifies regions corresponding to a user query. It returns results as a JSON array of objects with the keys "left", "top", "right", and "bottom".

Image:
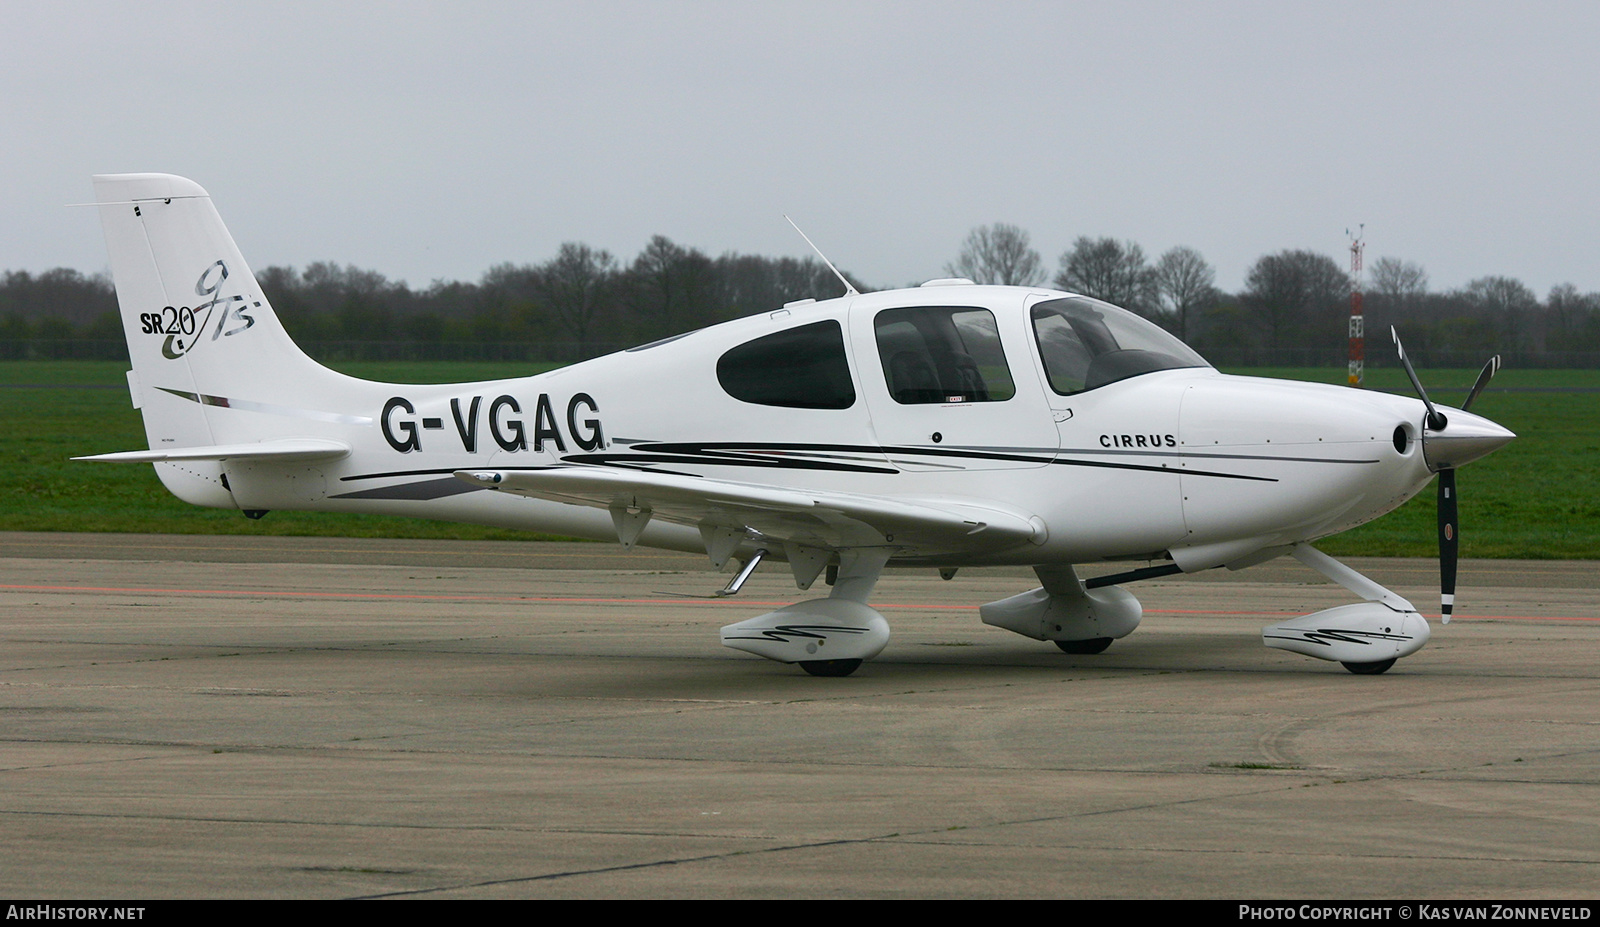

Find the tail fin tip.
[{"left": 92, "top": 173, "right": 211, "bottom": 203}]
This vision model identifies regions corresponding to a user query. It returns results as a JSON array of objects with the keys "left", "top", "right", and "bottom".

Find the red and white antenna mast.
[{"left": 1347, "top": 224, "right": 1365, "bottom": 387}]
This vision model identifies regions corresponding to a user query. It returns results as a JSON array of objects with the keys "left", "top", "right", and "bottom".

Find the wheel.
[
  {"left": 1055, "top": 637, "right": 1114, "bottom": 655},
  {"left": 1341, "top": 658, "right": 1397, "bottom": 675},
  {"left": 799, "top": 659, "right": 863, "bottom": 677}
]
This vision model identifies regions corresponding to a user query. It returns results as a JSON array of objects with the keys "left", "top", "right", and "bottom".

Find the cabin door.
[{"left": 849, "top": 291, "right": 1057, "bottom": 471}]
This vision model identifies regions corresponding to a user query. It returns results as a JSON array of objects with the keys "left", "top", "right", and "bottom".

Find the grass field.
[{"left": 3, "top": 360, "right": 1595, "bottom": 557}]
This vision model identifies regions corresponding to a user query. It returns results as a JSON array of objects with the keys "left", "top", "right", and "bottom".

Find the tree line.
[
  {"left": 0, "top": 239, "right": 860, "bottom": 363},
  {"left": 946, "top": 223, "right": 1600, "bottom": 366},
  {"left": 4, "top": 225, "right": 1598, "bottom": 366}
]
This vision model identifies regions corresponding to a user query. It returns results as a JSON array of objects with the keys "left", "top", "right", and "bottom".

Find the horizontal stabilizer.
[{"left": 75, "top": 438, "right": 351, "bottom": 463}]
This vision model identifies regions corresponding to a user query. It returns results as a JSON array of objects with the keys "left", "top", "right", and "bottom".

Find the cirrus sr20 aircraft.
[{"left": 80, "top": 174, "right": 1515, "bottom": 677}]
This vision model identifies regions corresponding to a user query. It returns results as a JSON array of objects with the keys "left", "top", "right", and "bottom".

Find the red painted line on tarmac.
[
  {"left": 0, "top": 582, "right": 756, "bottom": 607},
  {"left": 2, "top": 582, "right": 1595, "bottom": 622},
  {"left": 1144, "top": 608, "right": 1600, "bottom": 622},
  {"left": 1137, "top": 607, "right": 1600, "bottom": 623}
]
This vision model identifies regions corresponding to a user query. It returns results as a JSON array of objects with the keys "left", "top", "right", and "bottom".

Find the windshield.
[{"left": 1030, "top": 296, "right": 1210, "bottom": 395}]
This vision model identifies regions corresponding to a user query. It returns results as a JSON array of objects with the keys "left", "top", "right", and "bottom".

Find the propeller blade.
[
  {"left": 1392, "top": 326, "right": 1447, "bottom": 430},
  {"left": 1461, "top": 354, "right": 1502, "bottom": 413},
  {"left": 1438, "top": 468, "right": 1458, "bottom": 623}
]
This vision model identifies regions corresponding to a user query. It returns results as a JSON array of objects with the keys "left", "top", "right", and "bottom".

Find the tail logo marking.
[{"left": 144, "top": 260, "right": 258, "bottom": 360}]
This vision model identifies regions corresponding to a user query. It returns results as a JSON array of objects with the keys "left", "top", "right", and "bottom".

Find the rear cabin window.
[
  {"left": 874, "top": 307, "right": 1016, "bottom": 404},
  {"left": 716, "top": 320, "right": 856, "bottom": 409}
]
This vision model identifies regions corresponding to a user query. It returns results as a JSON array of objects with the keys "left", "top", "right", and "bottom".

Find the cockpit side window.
[
  {"left": 716, "top": 320, "right": 856, "bottom": 409},
  {"left": 874, "top": 307, "right": 1016, "bottom": 405},
  {"left": 1030, "top": 296, "right": 1209, "bottom": 395}
]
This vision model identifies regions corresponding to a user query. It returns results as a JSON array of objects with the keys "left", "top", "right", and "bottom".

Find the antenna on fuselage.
[{"left": 784, "top": 215, "right": 859, "bottom": 297}]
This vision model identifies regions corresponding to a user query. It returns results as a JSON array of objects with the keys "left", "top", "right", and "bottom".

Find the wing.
[{"left": 455, "top": 466, "right": 1041, "bottom": 581}]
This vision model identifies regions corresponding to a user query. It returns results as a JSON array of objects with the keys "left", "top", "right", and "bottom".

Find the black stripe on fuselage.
[
  {"left": 334, "top": 439, "right": 1378, "bottom": 485},
  {"left": 1059, "top": 446, "right": 1379, "bottom": 466},
  {"left": 339, "top": 466, "right": 561, "bottom": 482},
  {"left": 871, "top": 445, "right": 1278, "bottom": 482},
  {"left": 642, "top": 440, "right": 1375, "bottom": 467},
  {"left": 559, "top": 450, "right": 899, "bottom": 474}
]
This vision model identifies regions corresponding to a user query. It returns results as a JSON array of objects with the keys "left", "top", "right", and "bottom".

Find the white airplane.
[{"left": 79, "top": 173, "right": 1515, "bottom": 677}]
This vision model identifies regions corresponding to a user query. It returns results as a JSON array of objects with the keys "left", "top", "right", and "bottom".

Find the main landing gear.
[
  {"left": 719, "top": 549, "right": 893, "bottom": 678},
  {"left": 981, "top": 564, "right": 1143, "bottom": 655}
]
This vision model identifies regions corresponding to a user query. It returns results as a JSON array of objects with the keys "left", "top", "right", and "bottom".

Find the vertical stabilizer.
[{"left": 93, "top": 173, "right": 350, "bottom": 506}]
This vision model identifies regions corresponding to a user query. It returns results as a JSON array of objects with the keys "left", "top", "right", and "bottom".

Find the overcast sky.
[{"left": 5, "top": 1, "right": 1598, "bottom": 297}]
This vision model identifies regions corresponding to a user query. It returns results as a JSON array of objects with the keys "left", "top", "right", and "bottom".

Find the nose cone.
[{"left": 1421, "top": 408, "right": 1515, "bottom": 471}]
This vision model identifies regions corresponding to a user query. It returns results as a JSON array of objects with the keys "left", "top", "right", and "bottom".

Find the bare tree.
[
  {"left": 944, "top": 223, "right": 1045, "bottom": 286},
  {"left": 291, "top": 262, "right": 403, "bottom": 340},
  {"left": 1054, "top": 237, "right": 1157, "bottom": 315},
  {"left": 537, "top": 243, "right": 617, "bottom": 353},
  {"left": 715, "top": 254, "right": 855, "bottom": 317},
  {"left": 1459, "top": 275, "right": 1538, "bottom": 351},
  {"left": 475, "top": 262, "right": 542, "bottom": 343},
  {"left": 1369, "top": 257, "right": 1429, "bottom": 314},
  {"left": 1242, "top": 250, "right": 1350, "bottom": 350},
  {"left": 1460, "top": 275, "right": 1536, "bottom": 313},
  {"left": 0, "top": 268, "right": 117, "bottom": 328},
  {"left": 627, "top": 235, "right": 717, "bottom": 338},
  {"left": 1543, "top": 282, "right": 1599, "bottom": 351},
  {"left": 1152, "top": 246, "right": 1216, "bottom": 341}
]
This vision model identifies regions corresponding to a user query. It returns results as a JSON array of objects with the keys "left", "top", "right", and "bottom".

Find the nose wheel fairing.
[
  {"left": 1262, "top": 603, "right": 1431, "bottom": 664},
  {"left": 1261, "top": 544, "right": 1431, "bottom": 672}
]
